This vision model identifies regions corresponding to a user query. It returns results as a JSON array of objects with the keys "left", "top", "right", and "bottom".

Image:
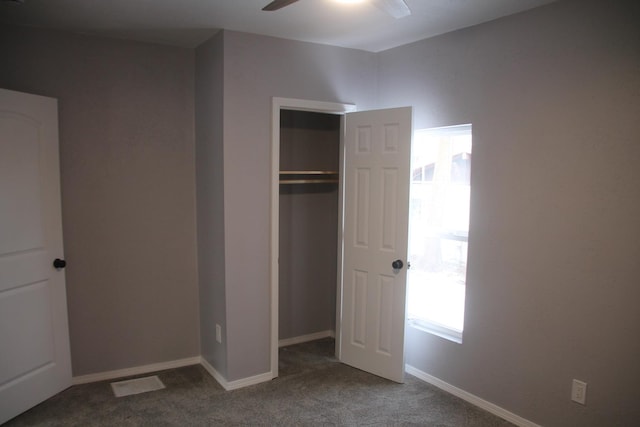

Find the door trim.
[{"left": 269, "top": 97, "right": 355, "bottom": 378}]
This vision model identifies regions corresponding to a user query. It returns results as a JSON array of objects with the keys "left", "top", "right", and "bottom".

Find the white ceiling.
[{"left": 0, "top": 0, "right": 557, "bottom": 52}]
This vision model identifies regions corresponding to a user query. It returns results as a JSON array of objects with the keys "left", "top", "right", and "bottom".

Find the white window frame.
[{"left": 407, "top": 124, "right": 472, "bottom": 344}]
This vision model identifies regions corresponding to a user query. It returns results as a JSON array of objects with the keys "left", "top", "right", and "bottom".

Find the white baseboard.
[
  {"left": 225, "top": 371, "right": 273, "bottom": 390},
  {"left": 199, "top": 357, "right": 229, "bottom": 389},
  {"left": 72, "top": 356, "right": 201, "bottom": 385},
  {"left": 200, "top": 358, "right": 273, "bottom": 391},
  {"left": 278, "top": 330, "right": 335, "bottom": 347},
  {"left": 405, "top": 365, "right": 541, "bottom": 427}
]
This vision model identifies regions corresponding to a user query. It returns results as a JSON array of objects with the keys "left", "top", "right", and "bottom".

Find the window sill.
[{"left": 408, "top": 318, "right": 463, "bottom": 344}]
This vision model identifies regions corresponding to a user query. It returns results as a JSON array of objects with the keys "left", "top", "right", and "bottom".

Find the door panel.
[
  {"left": 0, "top": 113, "right": 45, "bottom": 254},
  {"left": 339, "top": 107, "right": 412, "bottom": 383},
  {"left": 381, "top": 168, "right": 399, "bottom": 250},
  {"left": 0, "top": 282, "right": 56, "bottom": 383},
  {"left": 0, "top": 88, "right": 71, "bottom": 424},
  {"left": 354, "top": 169, "right": 370, "bottom": 247}
]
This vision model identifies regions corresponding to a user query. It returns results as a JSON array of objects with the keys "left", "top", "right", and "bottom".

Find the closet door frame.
[{"left": 269, "top": 97, "right": 355, "bottom": 378}]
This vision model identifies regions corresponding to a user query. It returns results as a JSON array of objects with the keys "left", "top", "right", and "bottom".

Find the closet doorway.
[
  {"left": 270, "top": 98, "right": 355, "bottom": 377},
  {"left": 270, "top": 98, "right": 412, "bottom": 382}
]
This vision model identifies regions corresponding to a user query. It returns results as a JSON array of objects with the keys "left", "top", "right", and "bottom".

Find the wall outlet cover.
[{"left": 571, "top": 379, "right": 587, "bottom": 405}]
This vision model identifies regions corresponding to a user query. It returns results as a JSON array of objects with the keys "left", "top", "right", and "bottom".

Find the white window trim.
[
  {"left": 408, "top": 317, "right": 463, "bottom": 344},
  {"left": 408, "top": 123, "right": 472, "bottom": 345},
  {"left": 417, "top": 123, "right": 472, "bottom": 136}
]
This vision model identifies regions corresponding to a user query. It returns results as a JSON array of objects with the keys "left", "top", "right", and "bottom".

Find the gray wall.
[
  {"left": 220, "top": 31, "right": 378, "bottom": 380},
  {"left": 0, "top": 25, "right": 200, "bottom": 376},
  {"left": 378, "top": 0, "right": 640, "bottom": 425},
  {"left": 195, "top": 32, "right": 228, "bottom": 377}
]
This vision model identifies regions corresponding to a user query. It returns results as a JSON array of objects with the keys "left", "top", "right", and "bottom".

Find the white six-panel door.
[
  {"left": 0, "top": 88, "right": 71, "bottom": 424},
  {"left": 339, "top": 107, "right": 412, "bottom": 383}
]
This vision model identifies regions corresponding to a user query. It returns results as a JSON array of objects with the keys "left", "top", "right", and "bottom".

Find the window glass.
[{"left": 407, "top": 124, "right": 472, "bottom": 342}]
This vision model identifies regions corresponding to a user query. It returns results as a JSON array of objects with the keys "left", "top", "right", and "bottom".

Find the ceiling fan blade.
[
  {"left": 262, "top": 0, "right": 301, "bottom": 11},
  {"left": 372, "top": 0, "right": 411, "bottom": 19}
]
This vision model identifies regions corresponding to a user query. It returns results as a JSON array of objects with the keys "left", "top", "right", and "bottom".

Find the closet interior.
[{"left": 278, "top": 109, "right": 341, "bottom": 344}]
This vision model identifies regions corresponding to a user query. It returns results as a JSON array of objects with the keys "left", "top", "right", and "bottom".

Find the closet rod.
[
  {"left": 279, "top": 170, "right": 338, "bottom": 175},
  {"left": 279, "top": 179, "right": 339, "bottom": 185}
]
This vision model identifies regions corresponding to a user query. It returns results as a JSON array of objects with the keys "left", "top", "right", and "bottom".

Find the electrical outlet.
[
  {"left": 215, "top": 324, "right": 222, "bottom": 343},
  {"left": 571, "top": 379, "right": 587, "bottom": 405}
]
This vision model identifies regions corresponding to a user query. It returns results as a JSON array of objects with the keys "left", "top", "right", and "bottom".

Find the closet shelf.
[{"left": 279, "top": 170, "right": 339, "bottom": 185}]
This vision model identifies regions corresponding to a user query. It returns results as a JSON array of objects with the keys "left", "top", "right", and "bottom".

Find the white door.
[
  {"left": 0, "top": 88, "right": 72, "bottom": 424},
  {"left": 339, "top": 107, "right": 412, "bottom": 383}
]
